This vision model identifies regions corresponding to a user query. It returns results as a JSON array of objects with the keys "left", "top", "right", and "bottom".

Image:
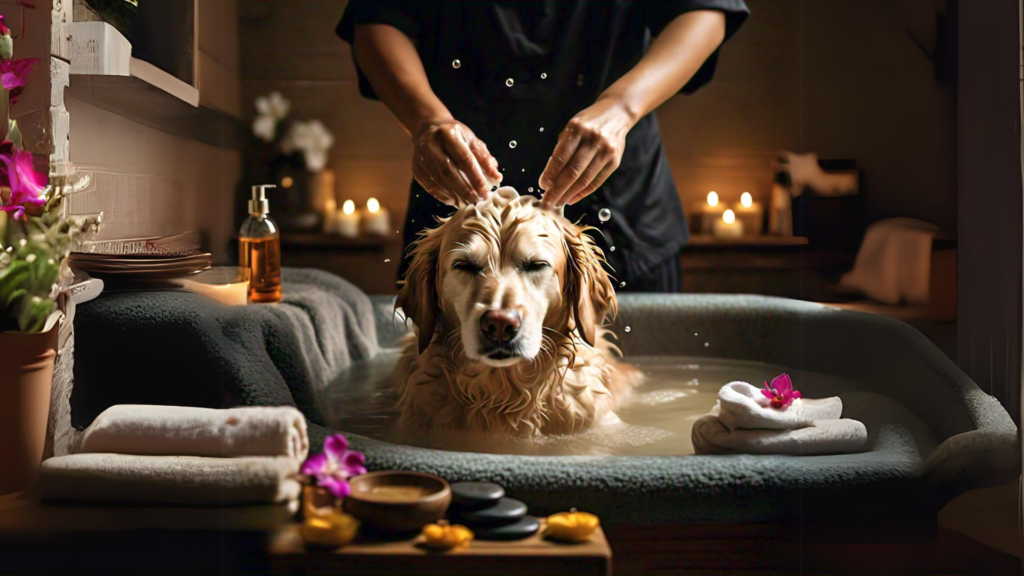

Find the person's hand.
[
  {"left": 412, "top": 119, "right": 501, "bottom": 206},
  {"left": 539, "top": 98, "right": 635, "bottom": 207}
]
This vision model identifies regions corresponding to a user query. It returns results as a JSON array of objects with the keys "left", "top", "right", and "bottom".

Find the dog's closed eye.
[
  {"left": 451, "top": 259, "right": 484, "bottom": 274},
  {"left": 519, "top": 261, "right": 551, "bottom": 273}
]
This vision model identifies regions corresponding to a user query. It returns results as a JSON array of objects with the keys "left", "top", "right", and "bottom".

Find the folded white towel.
[
  {"left": 78, "top": 405, "right": 309, "bottom": 460},
  {"left": 38, "top": 453, "right": 302, "bottom": 504},
  {"left": 692, "top": 382, "right": 868, "bottom": 455},
  {"left": 692, "top": 414, "right": 868, "bottom": 455},
  {"left": 716, "top": 381, "right": 843, "bottom": 431}
]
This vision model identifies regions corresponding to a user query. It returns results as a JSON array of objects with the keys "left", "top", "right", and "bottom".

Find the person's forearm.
[
  {"left": 599, "top": 10, "right": 726, "bottom": 125},
  {"left": 352, "top": 24, "right": 453, "bottom": 138}
]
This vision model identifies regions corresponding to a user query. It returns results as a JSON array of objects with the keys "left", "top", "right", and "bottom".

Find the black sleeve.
[
  {"left": 644, "top": 0, "right": 750, "bottom": 94},
  {"left": 336, "top": 0, "right": 424, "bottom": 100}
]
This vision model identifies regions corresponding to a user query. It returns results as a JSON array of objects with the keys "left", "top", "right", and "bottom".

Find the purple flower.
[
  {"left": 0, "top": 143, "right": 46, "bottom": 220},
  {"left": 761, "top": 373, "right": 801, "bottom": 410},
  {"left": 300, "top": 433, "right": 366, "bottom": 499},
  {"left": 0, "top": 58, "right": 38, "bottom": 104}
]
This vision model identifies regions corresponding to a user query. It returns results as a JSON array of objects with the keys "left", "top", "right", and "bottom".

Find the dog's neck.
[{"left": 422, "top": 326, "right": 607, "bottom": 435}]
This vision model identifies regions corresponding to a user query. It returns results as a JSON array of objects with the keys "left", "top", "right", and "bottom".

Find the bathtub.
[{"left": 321, "top": 294, "right": 1019, "bottom": 528}]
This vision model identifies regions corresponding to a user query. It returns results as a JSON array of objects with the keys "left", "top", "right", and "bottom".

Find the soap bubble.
[
  {"left": 624, "top": 326, "right": 631, "bottom": 333},
  {"left": 598, "top": 208, "right": 611, "bottom": 222},
  {"left": 540, "top": 72, "right": 547, "bottom": 79},
  {"left": 694, "top": 332, "right": 698, "bottom": 336},
  {"left": 521, "top": 168, "right": 525, "bottom": 172},
  {"left": 452, "top": 59, "right": 461, "bottom": 69},
  {"left": 704, "top": 342, "right": 710, "bottom": 347},
  {"left": 620, "top": 281, "right": 626, "bottom": 288},
  {"left": 610, "top": 246, "right": 616, "bottom": 252},
  {"left": 528, "top": 187, "right": 534, "bottom": 192},
  {"left": 384, "top": 259, "right": 391, "bottom": 263},
  {"left": 509, "top": 141, "right": 517, "bottom": 148},
  {"left": 506, "top": 78, "right": 514, "bottom": 87},
  {"left": 539, "top": 127, "right": 545, "bottom": 132}
]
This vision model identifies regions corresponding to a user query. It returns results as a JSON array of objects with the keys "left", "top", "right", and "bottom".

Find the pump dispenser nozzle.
[{"left": 249, "top": 184, "right": 276, "bottom": 217}]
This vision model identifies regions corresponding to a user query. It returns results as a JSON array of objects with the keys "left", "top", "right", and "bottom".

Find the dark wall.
[{"left": 957, "top": 0, "right": 1022, "bottom": 423}]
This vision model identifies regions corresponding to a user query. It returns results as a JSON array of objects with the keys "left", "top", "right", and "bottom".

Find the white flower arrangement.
[{"left": 251, "top": 91, "right": 334, "bottom": 174}]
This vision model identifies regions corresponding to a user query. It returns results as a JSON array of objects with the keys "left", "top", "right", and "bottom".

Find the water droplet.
[
  {"left": 539, "top": 127, "right": 545, "bottom": 132},
  {"left": 619, "top": 281, "right": 626, "bottom": 288},
  {"left": 598, "top": 208, "right": 611, "bottom": 222},
  {"left": 610, "top": 246, "right": 616, "bottom": 252},
  {"left": 624, "top": 326, "right": 631, "bottom": 333},
  {"left": 521, "top": 168, "right": 525, "bottom": 172},
  {"left": 506, "top": 78, "right": 514, "bottom": 87},
  {"left": 694, "top": 332, "right": 698, "bottom": 336},
  {"left": 452, "top": 59, "right": 461, "bottom": 69},
  {"left": 528, "top": 187, "right": 534, "bottom": 192},
  {"left": 704, "top": 342, "right": 710, "bottom": 347},
  {"left": 509, "top": 141, "right": 517, "bottom": 148},
  {"left": 540, "top": 72, "right": 547, "bottom": 79},
  {"left": 384, "top": 259, "right": 391, "bottom": 263}
]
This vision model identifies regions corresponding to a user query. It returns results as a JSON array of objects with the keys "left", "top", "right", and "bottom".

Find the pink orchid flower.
[
  {"left": 0, "top": 143, "right": 47, "bottom": 220},
  {"left": 762, "top": 373, "right": 801, "bottom": 409},
  {"left": 0, "top": 58, "right": 38, "bottom": 104},
  {"left": 300, "top": 433, "right": 366, "bottom": 498},
  {"left": 0, "top": 16, "right": 10, "bottom": 37}
]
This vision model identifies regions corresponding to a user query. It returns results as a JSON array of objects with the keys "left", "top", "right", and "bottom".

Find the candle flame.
[
  {"left": 367, "top": 198, "right": 380, "bottom": 213},
  {"left": 741, "top": 192, "right": 752, "bottom": 208},
  {"left": 707, "top": 191, "right": 719, "bottom": 207},
  {"left": 723, "top": 209, "right": 736, "bottom": 224},
  {"left": 343, "top": 200, "right": 355, "bottom": 215}
]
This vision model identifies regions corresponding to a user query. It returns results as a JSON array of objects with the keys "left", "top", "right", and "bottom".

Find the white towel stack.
[
  {"left": 692, "top": 382, "right": 868, "bottom": 455},
  {"left": 38, "top": 405, "right": 309, "bottom": 504}
]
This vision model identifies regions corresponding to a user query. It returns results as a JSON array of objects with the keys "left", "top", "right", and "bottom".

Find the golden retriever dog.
[{"left": 394, "top": 187, "right": 641, "bottom": 437}]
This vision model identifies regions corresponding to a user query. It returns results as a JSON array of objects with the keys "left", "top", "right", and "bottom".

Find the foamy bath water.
[{"left": 319, "top": 352, "right": 938, "bottom": 457}]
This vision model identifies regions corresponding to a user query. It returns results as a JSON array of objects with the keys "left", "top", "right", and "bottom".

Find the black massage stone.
[
  {"left": 474, "top": 515, "right": 541, "bottom": 541},
  {"left": 455, "top": 497, "right": 527, "bottom": 526},
  {"left": 450, "top": 482, "right": 505, "bottom": 509}
]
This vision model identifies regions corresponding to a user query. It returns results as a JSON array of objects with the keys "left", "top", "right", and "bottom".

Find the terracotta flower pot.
[{"left": 0, "top": 325, "right": 58, "bottom": 495}]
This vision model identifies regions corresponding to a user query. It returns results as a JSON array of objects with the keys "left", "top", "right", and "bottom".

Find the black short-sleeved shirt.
[{"left": 338, "top": 0, "right": 748, "bottom": 284}]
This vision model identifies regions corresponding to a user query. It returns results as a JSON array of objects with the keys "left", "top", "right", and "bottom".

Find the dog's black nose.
[{"left": 480, "top": 310, "right": 521, "bottom": 344}]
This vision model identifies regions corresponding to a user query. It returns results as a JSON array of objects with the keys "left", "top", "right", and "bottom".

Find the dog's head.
[{"left": 397, "top": 187, "right": 616, "bottom": 367}]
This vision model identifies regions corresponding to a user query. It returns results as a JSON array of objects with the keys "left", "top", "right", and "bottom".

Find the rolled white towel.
[
  {"left": 78, "top": 405, "right": 309, "bottom": 460},
  {"left": 38, "top": 453, "right": 302, "bottom": 504},
  {"left": 692, "top": 414, "right": 868, "bottom": 455},
  {"left": 716, "top": 381, "right": 843, "bottom": 431}
]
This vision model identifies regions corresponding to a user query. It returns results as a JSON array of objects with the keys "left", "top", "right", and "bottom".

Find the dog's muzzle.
[{"left": 480, "top": 309, "right": 522, "bottom": 358}]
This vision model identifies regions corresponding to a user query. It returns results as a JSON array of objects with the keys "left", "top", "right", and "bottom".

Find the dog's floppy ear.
[
  {"left": 396, "top": 227, "right": 443, "bottom": 354},
  {"left": 563, "top": 224, "right": 616, "bottom": 347}
]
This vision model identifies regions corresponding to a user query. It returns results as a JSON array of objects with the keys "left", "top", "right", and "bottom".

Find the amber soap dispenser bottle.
[{"left": 240, "top": 184, "right": 282, "bottom": 303}]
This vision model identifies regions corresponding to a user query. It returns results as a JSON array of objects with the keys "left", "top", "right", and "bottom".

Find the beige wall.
[{"left": 239, "top": 0, "right": 957, "bottom": 244}]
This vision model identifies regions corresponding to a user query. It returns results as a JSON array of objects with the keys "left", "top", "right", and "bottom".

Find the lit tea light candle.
[
  {"left": 733, "top": 191, "right": 763, "bottom": 236},
  {"left": 362, "top": 197, "right": 391, "bottom": 236},
  {"left": 697, "top": 191, "right": 727, "bottom": 234},
  {"left": 712, "top": 209, "right": 744, "bottom": 239},
  {"left": 336, "top": 200, "right": 360, "bottom": 238}
]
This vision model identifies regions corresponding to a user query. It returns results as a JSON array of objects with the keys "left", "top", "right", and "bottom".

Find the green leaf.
[{"left": 7, "top": 119, "right": 22, "bottom": 149}]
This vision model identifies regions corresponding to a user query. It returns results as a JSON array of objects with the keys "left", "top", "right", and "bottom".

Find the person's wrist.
[
  {"left": 596, "top": 93, "right": 642, "bottom": 130},
  {"left": 411, "top": 115, "right": 457, "bottom": 141}
]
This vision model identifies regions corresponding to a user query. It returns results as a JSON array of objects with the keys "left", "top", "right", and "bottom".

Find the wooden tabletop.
[{"left": 269, "top": 521, "right": 611, "bottom": 576}]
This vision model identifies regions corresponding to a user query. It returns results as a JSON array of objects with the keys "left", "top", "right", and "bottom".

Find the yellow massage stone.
[
  {"left": 300, "top": 511, "right": 361, "bottom": 548},
  {"left": 421, "top": 523, "right": 475, "bottom": 550},
  {"left": 545, "top": 510, "right": 600, "bottom": 542}
]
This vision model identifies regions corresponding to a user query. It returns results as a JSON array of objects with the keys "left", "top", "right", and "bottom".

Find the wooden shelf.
[
  {"left": 684, "top": 235, "right": 810, "bottom": 249},
  {"left": 69, "top": 58, "right": 242, "bottom": 149}
]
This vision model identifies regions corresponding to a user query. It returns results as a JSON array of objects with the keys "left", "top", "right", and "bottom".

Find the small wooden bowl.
[{"left": 343, "top": 471, "right": 451, "bottom": 533}]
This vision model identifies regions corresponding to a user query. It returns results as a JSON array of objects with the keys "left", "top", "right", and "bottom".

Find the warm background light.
[
  {"left": 723, "top": 209, "right": 736, "bottom": 224},
  {"left": 367, "top": 198, "right": 380, "bottom": 213},
  {"left": 707, "top": 191, "right": 719, "bottom": 207},
  {"left": 281, "top": 176, "right": 294, "bottom": 189},
  {"left": 741, "top": 192, "right": 752, "bottom": 208},
  {"left": 342, "top": 200, "right": 355, "bottom": 215}
]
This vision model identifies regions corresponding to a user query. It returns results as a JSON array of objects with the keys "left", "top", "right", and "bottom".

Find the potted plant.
[{"left": 0, "top": 16, "right": 100, "bottom": 495}]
